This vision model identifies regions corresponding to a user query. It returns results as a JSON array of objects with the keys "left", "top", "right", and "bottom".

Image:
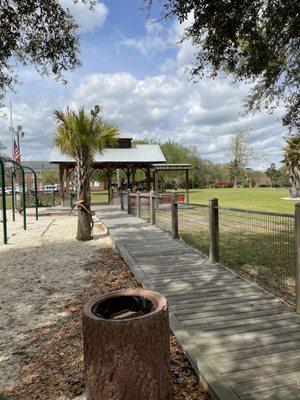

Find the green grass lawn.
[
  {"left": 156, "top": 190, "right": 296, "bottom": 302},
  {"left": 91, "top": 191, "right": 108, "bottom": 203},
  {"left": 187, "top": 187, "right": 296, "bottom": 214}
]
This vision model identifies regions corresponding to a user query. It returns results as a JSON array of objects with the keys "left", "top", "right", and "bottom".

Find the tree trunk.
[
  {"left": 76, "top": 158, "right": 93, "bottom": 241},
  {"left": 82, "top": 289, "right": 171, "bottom": 400},
  {"left": 233, "top": 175, "right": 237, "bottom": 188},
  {"left": 77, "top": 207, "right": 92, "bottom": 241}
]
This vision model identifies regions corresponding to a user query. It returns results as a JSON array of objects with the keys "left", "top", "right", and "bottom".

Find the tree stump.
[{"left": 82, "top": 289, "right": 171, "bottom": 400}]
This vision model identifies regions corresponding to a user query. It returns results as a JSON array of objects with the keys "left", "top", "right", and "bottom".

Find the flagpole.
[{"left": 9, "top": 100, "right": 14, "bottom": 159}]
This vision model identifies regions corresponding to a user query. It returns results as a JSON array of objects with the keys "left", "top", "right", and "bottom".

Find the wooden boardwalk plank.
[
  {"left": 243, "top": 385, "right": 300, "bottom": 400},
  {"left": 183, "top": 311, "right": 299, "bottom": 330},
  {"left": 209, "top": 340, "right": 300, "bottom": 362},
  {"left": 99, "top": 207, "right": 300, "bottom": 400}
]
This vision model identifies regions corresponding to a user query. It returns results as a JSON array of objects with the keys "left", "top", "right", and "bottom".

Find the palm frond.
[{"left": 54, "top": 106, "right": 119, "bottom": 161}]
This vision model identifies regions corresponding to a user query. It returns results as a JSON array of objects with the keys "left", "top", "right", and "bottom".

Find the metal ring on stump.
[{"left": 82, "top": 288, "right": 171, "bottom": 400}]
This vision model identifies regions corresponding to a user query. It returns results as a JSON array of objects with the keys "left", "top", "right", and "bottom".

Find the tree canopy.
[
  {"left": 146, "top": 0, "right": 300, "bottom": 132},
  {"left": 0, "top": 1, "right": 94, "bottom": 105}
]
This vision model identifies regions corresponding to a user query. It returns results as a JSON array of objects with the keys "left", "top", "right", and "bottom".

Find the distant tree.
[
  {"left": 146, "top": 0, "right": 300, "bottom": 132},
  {"left": 91, "top": 169, "right": 107, "bottom": 183},
  {"left": 283, "top": 135, "right": 300, "bottom": 198},
  {"left": 277, "top": 165, "right": 289, "bottom": 187},
  {"left": 265, "top": 163, "right": 281, "bottom": 188},
  {"left": 134, "top": 139, "right": 245, "bottom": 188},
  {"left": 228, "top": 131, "right": 254, "bottom": 188},
  {"left": 54, "top": 105, "right": 118, "bottom": 240},
  {"left": 0, "top": 1, "right": 95, "bottom": 106},
  {"left": 0, "top": 139, "right": 6, "bottom": 153},
  {"left": 41, "top": 170, "right": 59, "bottom": 185}
]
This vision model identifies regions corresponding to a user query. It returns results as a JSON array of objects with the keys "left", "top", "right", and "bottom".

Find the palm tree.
[
  {"left": 54, "top": 105, "right": 119, "bottom": 240},
  {"left": 283, "top": 135, "right": 300, "bottom": 198}
]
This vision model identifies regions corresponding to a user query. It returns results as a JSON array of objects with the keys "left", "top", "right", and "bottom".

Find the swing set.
[{"left": 0, "top": 156, "right": 39, "bottom": 244}]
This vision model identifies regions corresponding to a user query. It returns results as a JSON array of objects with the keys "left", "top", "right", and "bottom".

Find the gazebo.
[
  {"left": 152, "top": 163, "right": 191, "bottom": 203},
  {"left": 49, "top": 138, "right": 191, "bottom": 205}
]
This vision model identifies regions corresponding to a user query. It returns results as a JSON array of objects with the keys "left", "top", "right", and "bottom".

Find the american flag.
[{"left": 13, "top": 139, "right": 20, "bottom": 162}]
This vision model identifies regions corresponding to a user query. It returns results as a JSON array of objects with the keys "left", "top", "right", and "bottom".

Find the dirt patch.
[{"left": 1, "top": 248, "right": 209, "bottom": 400}]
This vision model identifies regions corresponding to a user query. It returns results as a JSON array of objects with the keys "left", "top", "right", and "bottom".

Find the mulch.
[{"left": 1, "top": 248, "right": 210, "bottom": 400}]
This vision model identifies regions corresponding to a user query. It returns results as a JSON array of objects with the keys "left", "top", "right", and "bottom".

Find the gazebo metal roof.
[{"left": 49, "top": 144, "right": 166, "bottom": 167}]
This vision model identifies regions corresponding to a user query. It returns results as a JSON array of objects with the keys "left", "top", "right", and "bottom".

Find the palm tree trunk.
[
  {"left": 77, "top": 207, "right": 92, "bottom": 241},
  {"left": 76, "top": 158, "right": 93, "bottom": 241}
]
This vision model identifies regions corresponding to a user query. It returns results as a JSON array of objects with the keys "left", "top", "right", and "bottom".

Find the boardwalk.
[{"left": 97, "top": 206, "right": 300, "bottom": 400}]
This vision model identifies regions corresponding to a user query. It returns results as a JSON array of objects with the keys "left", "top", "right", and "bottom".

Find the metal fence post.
[
  {"left": 295, "top": 203, "right": 300, "bottom": 314},
  {"left": 171, "top": 190, "right": 179, "bottom": 239},
  {"left": 127, "top": 189, "right": 131, "bottom": 214},
  {"left": 0, "top": 158, "right": 7, "bottom": 244},
  {"left": 209, "top": 198, "right": 219, "bottom": 263},
  {"left": 150, "top": 190, "right": 156, "bottom": 225},
  {"left": 137, "top": 191, "right": 141, "bottom": 218},
  {"left": 120, "top": 191, "right": 124, "bottom": 211}
]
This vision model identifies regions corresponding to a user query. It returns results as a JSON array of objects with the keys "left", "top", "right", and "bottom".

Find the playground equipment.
[
  {"left": 12, "top": 165, "right": 39, "bottom": 222},
  {"left": 0, "top": 156, "right": 38, "bottom": 244}
]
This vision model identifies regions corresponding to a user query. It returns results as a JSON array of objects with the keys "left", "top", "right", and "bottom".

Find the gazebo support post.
[
  {"left": 185, "top": 169, "right": 190, "bottom": 203},
  {"left": 59, "top": 164, "right": 65, "bottom": 206},
  {"left": 126, "top": 168, "right": 131, "bottom": 189},
  {"left": 107, "top": 167, "right": 113, "bottom": 204},
  {"left": 132, "top": 167, "right": 136, "bottom": 192},
  {"left": 65, "top": 167, "right": 71, "bottom": 206},
  {"left": 146, "top": 166, "right": 151, "bottom": 191}
]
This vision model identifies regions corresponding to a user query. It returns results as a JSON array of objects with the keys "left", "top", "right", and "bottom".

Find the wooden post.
[
  {"left": 126, "top": 168, "right": 131, "bottom": 189},
  {"left": 107, "top": 167, "right": 113, "bottom": 204},
  {"left": 127, "top": 189, "right": 131, "bottom": 214},
  {"left": 150, "top": 190, "right": 156, "bottom": 225},
  {"left": 120, "top": 191, "right": 124, "bottom": 211},
  {"left": 65, "top": 168, "right": 71, "bottom": 205},
  {"left": 185, "top": 169, "right": 190, "bottom": 203},
  {"left": 171, "top": 190, "right": 179, "bottom": 239},
  {"left": 146, "top": 166, "right": 151, "bottom": 192},
  {"left": 209, "top": 198, "right": 219, "bottom": 263},
  {"left": 137, "top": 191, "right": 141, "bottom": 218},
  {"left": 295, "top": 203, "right": 300, "bottom": 314},
  {"left": 132, "top": 167, "right": 136, "bottom": 192},
  {"left": 59, "top": 164, "right": 65, "bottom": 206}
]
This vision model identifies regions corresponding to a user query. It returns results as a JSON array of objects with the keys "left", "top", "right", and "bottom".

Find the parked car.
[
  {"left": 5, "top": 187, "right": 12, "bottom": 195},
  {"left": 43, "top": 185, "right": 59, "bottom": 192}
]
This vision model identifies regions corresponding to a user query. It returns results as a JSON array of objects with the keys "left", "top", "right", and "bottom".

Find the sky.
[{"left": 0, "top": 0, "right": 287, "bottom": 170}]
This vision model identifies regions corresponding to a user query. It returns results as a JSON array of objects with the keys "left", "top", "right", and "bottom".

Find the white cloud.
[
  {"left": 120, "top": 20, "right": 171, "bottom": 57},
  {"left": 60, "top": 0, "right": 108, "bottom": 33},
  {"left": 0, "top": 8, "right": 287, "bottom": 171}
]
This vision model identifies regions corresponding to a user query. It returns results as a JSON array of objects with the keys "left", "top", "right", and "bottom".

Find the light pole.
[
  {"left": 9, "top": 124, "right": 25, "bottom": 161},
  {"left": 16, "top": 125, "right": 25, "bottom": 161}
]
